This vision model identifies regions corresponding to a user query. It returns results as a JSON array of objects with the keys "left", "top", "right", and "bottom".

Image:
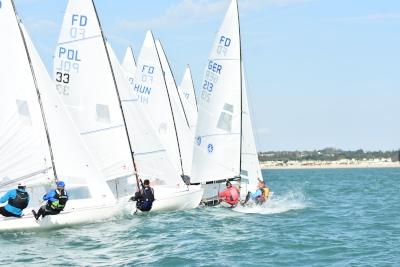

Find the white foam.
[{"left": 232, "top": 190, "right": 308, "bottom": 214}]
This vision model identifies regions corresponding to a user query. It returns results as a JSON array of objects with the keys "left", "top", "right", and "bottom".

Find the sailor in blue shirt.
[
  {"left": 0, "top": 182, "right": 30, "bottom": 217},
  {"left": 243, "top": 180, "right": 270, "bottom": 205},
  {"left": 32, "top": 181, "right": 68, "bottom": 220}
]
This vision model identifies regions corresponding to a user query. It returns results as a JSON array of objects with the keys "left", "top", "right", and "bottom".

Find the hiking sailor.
[
  {"left": 0, "top": 182, "right": 30, "bottom": 218},
  {"left": 218, "top": 181, "right": 240, "bottom": 207},
  {"left": 130, "top": 179, "right": 155, "bottom": 212},
  {"left": 32, "top": 181, "right": 68, "bottom": 220},
  {"left": 243, "top": 179, "right": 270, "bottom": 205}
]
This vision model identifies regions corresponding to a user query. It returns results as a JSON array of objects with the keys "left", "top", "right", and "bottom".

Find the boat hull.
[
  {"left": 126, "top": 185, "right": 204, "bottom": 213},
  {"left": 0, "top": 199, "right": 121, "bottom": 232}
]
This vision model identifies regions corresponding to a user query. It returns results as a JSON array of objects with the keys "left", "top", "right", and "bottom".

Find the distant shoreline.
[{"left": 260, "top": 162, "right": 400, "bottom": 170}]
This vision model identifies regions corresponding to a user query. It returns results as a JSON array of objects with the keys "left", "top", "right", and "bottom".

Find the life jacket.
[
  {"left": 137, "top": 187, "right": 154, "bottom": 211},
  {"left": 49, "top": 190, "right": 68, "bottom": 211},
  {"left": 8, "top": 190, "right": 29, "bottom": 209},
  {"left": 256, "top": 187, "right": 270, "bottom": 203},
  {"left": 142, "top": 187, "right": 155, "bottom": 203}
]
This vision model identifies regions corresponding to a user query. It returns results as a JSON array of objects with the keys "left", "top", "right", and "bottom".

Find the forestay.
[
  {"left": 191, "top": 0, "right": 241, "bottom": 183},
  {"left": 53, "top": 0, "right": 134, "bottom": 182},
  {"left": 107, "top": 43, "right": 184, "bottom": 187},
  {"left": 155, "top": 40, "right": 194, "bottom": 176},
  {"left": 178, "top": 65, "right": 198, "bottom": 134}
]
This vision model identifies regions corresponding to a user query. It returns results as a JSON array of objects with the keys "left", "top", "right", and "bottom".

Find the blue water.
[{"left": 1, "top": 168, "right": 399, "bottom": 266}]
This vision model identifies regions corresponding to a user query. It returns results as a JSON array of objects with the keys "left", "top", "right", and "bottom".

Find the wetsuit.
[
  {"left": 34, "top": 189, "right": 68, "bottom": 219},
  {"left": 130, "top": 185, "right": 154, "bottom": 212}
]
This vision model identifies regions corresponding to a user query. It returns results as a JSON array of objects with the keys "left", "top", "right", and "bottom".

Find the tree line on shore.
[{"left": 258, "top": 148, "right": 400, "bottom": 162}]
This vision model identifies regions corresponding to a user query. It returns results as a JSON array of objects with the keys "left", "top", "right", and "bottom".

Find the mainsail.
[
  {"left": 178, "top": 65, "right": 198, "bottom": 134},
  {"left": 53, "top": 0, "right": 135, "bottom": 183},
  {"left": 132, "top": 31, "right": 184, "bottom": 176},
  {"left": 191, "top": 0, "right": 242, "bottom": 183},
  {"left": 0, "top": 0, "right": 114, "bottom": 202},
  {"left": 122, "top": 46, "right": 137, "bottom": 77}
]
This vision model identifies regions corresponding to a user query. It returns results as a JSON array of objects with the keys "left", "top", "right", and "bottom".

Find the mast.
[
  {"left": 237, "top": 0, "right": 243, "bottom": 180},
  {"left": 154, "top": 36, "right": 186, "bottom": 177},
  {"left": 11, "top": 0, "right": 58, "bottom": 181},
  {"left": 91, "top": 0, "right": 141, "bottom": 191}
]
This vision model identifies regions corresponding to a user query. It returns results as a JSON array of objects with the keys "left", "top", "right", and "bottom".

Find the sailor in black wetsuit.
[
  {"left": 130, "top": 179, "right": 154, "bottom": 212},
  {"left": 32, "top": 181, "right": 68, "bottom": 220}
]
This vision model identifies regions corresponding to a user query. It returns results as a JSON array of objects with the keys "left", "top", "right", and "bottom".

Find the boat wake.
[{"left": 233, "top": 190, "right": 307, "bottom": 214}]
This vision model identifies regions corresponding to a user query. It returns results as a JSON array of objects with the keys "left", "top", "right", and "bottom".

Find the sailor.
[
  {"left": 32, "top": 181, "right": 68, "bottom": 220},
  {"left": 218, "top": 181, "right": 240, "bottom": 207},
  {"left": 0, "top": 182, "right": 30, "bottom": 218},
  {"left": 129, "top": 179, "right": 155, "bottom": 212},
  {"left": 243, "top": 180, "right": 270, "bottom": 205}
]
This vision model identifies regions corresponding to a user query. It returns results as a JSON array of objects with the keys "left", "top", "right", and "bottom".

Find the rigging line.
[
  {"left": 92, "top": 0, "right": 141, "bottom": 193},
  {"left": 153, "top": 32, "right": 186, "bottom": 177},
  {"left": 11, "top": 0, "right": 58, "bottom": 182}
]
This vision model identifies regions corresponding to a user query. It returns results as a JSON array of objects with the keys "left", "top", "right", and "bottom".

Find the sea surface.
[{"left": 1, "top": 168, "right": 399, "bottom": 266}]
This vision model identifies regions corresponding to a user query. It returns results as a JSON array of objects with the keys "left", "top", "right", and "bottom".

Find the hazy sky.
[{"left": 14, "top": 0, "right": 400, "bottom": 151}]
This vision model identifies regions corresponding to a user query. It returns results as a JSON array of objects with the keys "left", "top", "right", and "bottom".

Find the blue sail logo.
[{"left": 207, "top": 144, "right": 214, "bottom": 153}]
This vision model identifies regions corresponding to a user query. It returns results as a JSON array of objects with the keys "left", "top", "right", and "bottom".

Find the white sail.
[
  {"left": 0, "top": 0, "right": 54, "bottom": 188},
  {"left": 0, "top": 0, "right": 114, "bottom": 202},
  {"left": 240, "top": 64, "right": 263, "bottom": 194},
  {"left": 53, "top": 0, "right": 134, "bottom": 182},
  {"left": 178, "top": 65, "right": 198, "bottom": 134},
  {"left": 107, "top": 42, "right": 184, "bottom": 187},
  {"left": 132, "top": 31, "right": 183, "bottom": 175},
  {"left": 155, "top": 40, "right": 194, "bottom": 176},
  {"left": 122, "top": 46, "right": 136, "bottom": 76},
  {"left": 192, "top": 0, "right": 241, "bottom": 183}
]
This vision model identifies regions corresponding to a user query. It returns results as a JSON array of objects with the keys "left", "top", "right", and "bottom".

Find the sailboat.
[
  {"left": 0, "top": 0, "right": 118, "bottom": 231},
  {"left": 126, "top": 31, "right": 203, "bottom": 210},
  {"left": 191, "top": 0, "right": 263, "bottom": 204},
  {"left": 178, "top": 65, "right": 198, "bottom": 135},
  {"left": 53, "top": 0, "right": 202, "bottom": 211}
]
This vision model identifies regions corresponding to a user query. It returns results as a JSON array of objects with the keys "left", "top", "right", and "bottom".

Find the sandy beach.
[{"left": 260, "top": 161, "right": 400, "bottom": 170}]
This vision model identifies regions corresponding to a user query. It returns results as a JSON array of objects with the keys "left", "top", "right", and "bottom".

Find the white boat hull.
[
  {"left": 152, "top": 185, "right": 203, "bottom": 211},
  {"left": 0, "top": 199, "right": 121, "bottom": 232},
  {"left": 126, "top": 185, "right": 204, "bottom": 213}
]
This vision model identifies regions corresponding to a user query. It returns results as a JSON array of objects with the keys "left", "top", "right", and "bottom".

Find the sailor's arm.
[{"left": 0, "top": 190, "right": 12, "bottom": 203}]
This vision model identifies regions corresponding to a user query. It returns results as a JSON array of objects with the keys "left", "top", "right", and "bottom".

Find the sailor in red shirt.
[{"left": 218, "top": 181, "right": 240, "bottom": 206}]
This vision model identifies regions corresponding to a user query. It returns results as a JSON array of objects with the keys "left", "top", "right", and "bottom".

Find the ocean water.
[{"left": 1, "top": 168, "right": 399, "bottom": 266}]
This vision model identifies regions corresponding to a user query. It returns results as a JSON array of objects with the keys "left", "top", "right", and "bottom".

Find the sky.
[{"left": 13, "top": 0, "right": 400, "bottom": 151}]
